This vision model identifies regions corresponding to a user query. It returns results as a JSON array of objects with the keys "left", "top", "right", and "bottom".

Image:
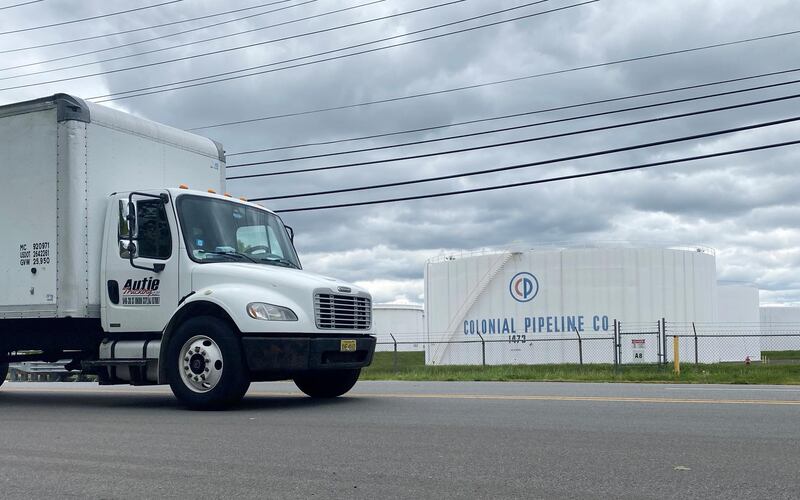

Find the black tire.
[
  {"left": 0, "top": 363, "right": 7, "bottom": 388},
  {"left": 166, "top": 316, "right": 250, "bottom": 410},
  {"left": 294, "top": 369, "right": 361, "bottom": 398}
]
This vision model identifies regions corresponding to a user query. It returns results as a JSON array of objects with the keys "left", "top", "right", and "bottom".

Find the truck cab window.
[
  {"left": 177, "top": 195, "right": 300, "bottom": 268},
  {"left": 237, "top": 226, "right": 266, "bottom": 252},
  {"left": 266, "top": 227, "right": 286, "bottom": 258},
  {"left": 236, "top": 226, "right": 285, "bottom": 259},
  {"left": 135, "top": 199, "right": 172, "bottom": 260}
]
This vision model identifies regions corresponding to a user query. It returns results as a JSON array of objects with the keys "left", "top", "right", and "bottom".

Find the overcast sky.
[{"left": 2, "top": 0, "right": 799, "bottom": 305}]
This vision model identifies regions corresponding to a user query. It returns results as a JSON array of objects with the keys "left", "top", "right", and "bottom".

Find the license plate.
[{"left": 340, "top": 339, "right": 357, "bottom": 352}]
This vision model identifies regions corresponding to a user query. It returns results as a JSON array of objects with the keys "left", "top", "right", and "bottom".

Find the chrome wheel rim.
[{"left": 178, "top": 335, "right": 223, "bottom": 393}]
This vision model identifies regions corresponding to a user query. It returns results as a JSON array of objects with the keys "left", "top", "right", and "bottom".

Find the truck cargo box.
[{"left": 0, "top": 94, "right": 225, "bottom": 320}]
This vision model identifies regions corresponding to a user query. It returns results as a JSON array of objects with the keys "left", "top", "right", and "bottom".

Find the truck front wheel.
[
  {"left": 166, "top": 316, "right": 250, "bottom": 410},
  {"left": 294, "top": 369, "right": 361, "bottom": 398},
  {"left": 0, "top": 362, "right": 7, "bottom": 388}
]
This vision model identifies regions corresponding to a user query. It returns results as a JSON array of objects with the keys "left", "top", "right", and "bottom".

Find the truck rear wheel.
[
  {"left": 166, "top": 316, "right": 250, "bottom": 410},
  {"left": 0, "top": 363, "right": 7, "bottom": 388},
  {"left": 294, "top": 369, "right": 361, "bottom": 398}
]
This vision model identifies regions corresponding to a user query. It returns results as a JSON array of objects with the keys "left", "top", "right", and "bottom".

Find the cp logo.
[{"left": 509, "top": 272, "right": 539, "bottom": 303}]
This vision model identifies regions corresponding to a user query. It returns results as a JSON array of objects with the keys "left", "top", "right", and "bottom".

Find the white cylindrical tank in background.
[
  {"left": 706, "top": 282, "right": 761, "bottom": 362},
  {"left": 372, "top": 304, "right": 425, "bottom": 352},
  {"left": 760, "top": 306, "right": 800, "bottom": 353},
  {"left": 424, "top": 245, "right": 718, "bottom": 365}
]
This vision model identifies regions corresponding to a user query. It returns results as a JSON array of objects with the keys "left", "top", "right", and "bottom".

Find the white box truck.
[{"left": 0, "top": 94, "right": 375, "bottom": 409}]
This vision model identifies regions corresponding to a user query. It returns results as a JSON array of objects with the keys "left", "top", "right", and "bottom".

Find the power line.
[
  {"left": 227, "top": 69, "right": 800, "bottom": 156},
  {"left": 247, "top": 111, "right": 800, "bottom": 200},
  {"left": 0, "top": 0, "right": 338, "bottom": 77},
  {"left": 80, "top": 0, "right": 552, "bottom": 100},
  {"left": 188, "top": 29, "right": 800, "bottom": 133},
  {"left": 226, "top": 78, "right": 800, "bottom": 167},
  {"left": 1, "top": 0, "right": 475, "bottom": 93},
  {"left": 0, "top": 0, "right": 387, "bottom": 81},
  {"left": 0, "top": 0, "right": 294, "bottom": 55},
  {"left": 87, "top": 0, "right": 593, "bottom": 103},
  {"left": 0, "top": 0, "right": 42, "bottom": 11},
  {"left": 270, "top": 138, "right": 800, "bottom": 213},
  {"left": 0, "top": 0, "right": 183, "bottom": 36},
  {"left": 227, "top": 68, "right": 800, "bottom": 156},
  {"left": 228, "top": 92, "right": 800, "bottom": 180}
]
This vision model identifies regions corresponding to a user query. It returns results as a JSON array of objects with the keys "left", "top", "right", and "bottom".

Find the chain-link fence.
[
  {"left": 665, "top": 322, "right": 800, "bottom": 365},
  {"left": 374, "top": 321, "right": 800, "bottom": 366},
  {"left": 377, "top": 329, "right": 616, "bottom": 366},
  {"left": 617, "top": 321, "right": 663, "bottom": 365}
]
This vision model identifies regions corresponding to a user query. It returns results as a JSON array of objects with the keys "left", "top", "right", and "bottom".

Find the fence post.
[
  {"left": 573, "top": 327, "right": 583, "bottom": 365},
  {"left": 692, "top": 322, "right": 699, "bottom": 364},
  {"left": 662, "top": 318, "right": 668, "bottom": 366},
  {"left": 476, "top": 332, "right": 486, "bottom": 366},
  {"left": 656, "top": 320, "right": 662, "bottom": 365},
  {"left": 673, "top": 335, "right": 680, "bottom": 375},
  {"left": 389, "top": 333, "right": 398, "bottom": 371},
  {"left": 613, "top": 320, "right": 619, "bottom": 366}
]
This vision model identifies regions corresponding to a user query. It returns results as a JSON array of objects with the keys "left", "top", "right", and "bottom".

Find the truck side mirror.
[
  {"left": 126, "top": 201, "right": 137, "bottom": 238},
  {"left": 119, "top": 240, "right": 137, "bottom": 259},
  {"left": 119, "top": 200, "right": 137, "bottom": 240},
  {"left": 285, "top": 225, "right": 294, "bottom": 242}
]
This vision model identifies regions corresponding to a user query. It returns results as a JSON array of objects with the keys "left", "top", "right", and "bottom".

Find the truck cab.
[{"left": 99, "top": 188, "right": 375, "bottom": 407}]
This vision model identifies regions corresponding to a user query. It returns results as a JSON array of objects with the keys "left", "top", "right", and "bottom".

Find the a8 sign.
[{"left": 631, "top": 339, "right": 646, "bottom": 361}]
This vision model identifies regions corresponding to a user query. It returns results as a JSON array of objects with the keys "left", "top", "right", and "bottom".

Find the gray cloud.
[{"left": 3, "top": 0, "right": 799, "bottom": 304}]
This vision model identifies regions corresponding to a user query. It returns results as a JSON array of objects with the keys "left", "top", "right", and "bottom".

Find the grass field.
[
  {"left": 762, "top": 350, "right": 800, "bottom": 360},
  {"left": 362, "top": 351, "right": 800, "bottom": 384}
]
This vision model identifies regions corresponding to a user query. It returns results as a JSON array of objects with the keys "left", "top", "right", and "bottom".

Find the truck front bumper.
[{"left": 241, "top": 335, "right": 376, "bottom": 373}]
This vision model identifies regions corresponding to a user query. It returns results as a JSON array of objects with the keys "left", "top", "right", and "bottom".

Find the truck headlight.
[{"left": 246, "top": 302, "right": 298, "bottom": 321}]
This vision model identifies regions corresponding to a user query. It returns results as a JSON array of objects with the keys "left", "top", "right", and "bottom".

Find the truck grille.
[{"left": 314, "top": 293, "right": 371, "bottom": 330}]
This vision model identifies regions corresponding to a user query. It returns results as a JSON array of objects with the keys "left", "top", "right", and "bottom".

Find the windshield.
[{"left": 176, "top": 195, "right": 301, "bottom": 268}]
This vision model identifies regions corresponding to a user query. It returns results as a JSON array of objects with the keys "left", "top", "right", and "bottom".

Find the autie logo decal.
[{"left": 121, "top": 277, "right": 161, "bottom": 306}]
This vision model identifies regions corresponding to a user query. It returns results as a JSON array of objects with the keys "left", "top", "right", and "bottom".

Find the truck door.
[{"left": 104, "top": 193, "right": 180, "bottom": 333}]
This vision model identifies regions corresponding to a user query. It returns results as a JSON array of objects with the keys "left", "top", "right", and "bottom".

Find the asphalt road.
[{"left": 0, "top": 381, "right": 798, "bottom": 499}]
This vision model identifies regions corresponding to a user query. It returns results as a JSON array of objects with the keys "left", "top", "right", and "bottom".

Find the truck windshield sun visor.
[{"left": 176, "top": 195, "right": 301, "bottom": 269}]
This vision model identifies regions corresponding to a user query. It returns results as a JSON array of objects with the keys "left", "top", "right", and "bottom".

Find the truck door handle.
[{"left": 107, "top": 280, "right": 119, "bottom": 305}]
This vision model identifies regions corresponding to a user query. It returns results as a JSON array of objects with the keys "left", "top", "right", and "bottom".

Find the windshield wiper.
[
  {"left": 198, "top": 250, "right": 257, "bottom": 263},
  {"left": 261, "top": 256, "right": 300, "bottom": 269}
]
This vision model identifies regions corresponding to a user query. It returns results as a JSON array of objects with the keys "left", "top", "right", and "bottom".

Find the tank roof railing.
[{"left": 427, "top": 240, "right": 716, "bottom": 263}]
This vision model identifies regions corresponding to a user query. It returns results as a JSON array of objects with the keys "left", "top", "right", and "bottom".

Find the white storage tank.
[
  {"left": 372, "top": 304, "right": 425, "bottom": 352},
  {"left": 705, "top": 282, "right": 762, "bottom": 362},
  {"left": 760, "top": 306, "right": 800, "bottom": 353},
  {"left": 424, "top": 244, "right": 718, "bottom": 365}
]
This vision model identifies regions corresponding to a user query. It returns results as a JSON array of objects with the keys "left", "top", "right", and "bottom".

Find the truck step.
[{"left": 81, "top": 359, "right": 148, "bottom": 368}]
